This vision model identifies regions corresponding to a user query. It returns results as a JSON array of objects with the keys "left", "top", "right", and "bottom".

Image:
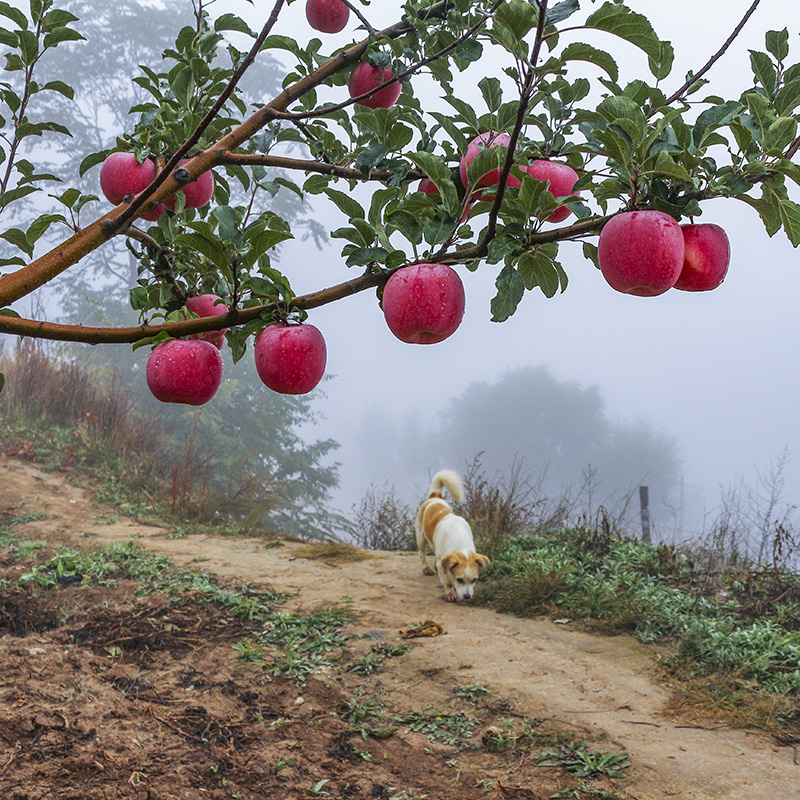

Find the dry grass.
[
  {"left": 293, "top": 542, "right": 375, "bottom": 564},
  {"left": 659, "top": 661, "right": 800, "bottom": 737}
]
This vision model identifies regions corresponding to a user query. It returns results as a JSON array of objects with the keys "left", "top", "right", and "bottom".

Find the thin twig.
[
  {"left": 340, "top": 0, "right": 378, "bottom": 37},
  {"left": 219, "top": 152, "right": 422, "bottom": 182},
  {"left": 654, "top": 0, "right": 762, "bottom": 114},
  {"left": 272, "top": 0, "right": 504, "bottom": 121}
]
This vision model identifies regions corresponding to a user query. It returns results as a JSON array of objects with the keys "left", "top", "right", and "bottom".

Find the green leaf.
[
  {"left": 40, "top": 79, "right": 74, "bottom": 99},
  {"left": 0, "top": 227, "right": 33, "bottom": 256},
  {"left": 692, "top": 100, "right": 742, "bottom": 149},
  {"left": 493, "top": 0, "right": 536, "bottom": 53},
  {"left": 546, "top": 0, "right": 580, "bottom": 25},
  {"left": 43, "top": 26, "right": 84, "bottom": 48},
  {"left": 442, "top": 94, "right": 479, "bottom": 131},
  {"left": 765, "top": 29, "right": 789, "bottom": 63},
  {"left": 478, "top": 77, "right": 503, "bottom": 113},
  {"left": 561, "top": 42, "right": 619, "bottom": 82},
  {"left": 749, "top": 50, "right": 777, "bottom": 97},
  {"left": 79, "top": 149, "right": 111, "bottom": 177},
  {"left": 652, "top": 151, "right": 693, "bottom": 182},
  {"left": 27, "top": 213, "right": 65, "bottom": 244},
  {"left": 737, "top": 188, "right": 782, "bottom": 237},
  {"left": 0, "top": 372, "right": 4, "bottom": 394},
  {"left": 355, "top": 142, "right": 390, "bottom": 175},
  {"left": 0, "top": 186, "right": 37, "bottom": 209},
  {"left": 173, "top": 232, "right": 229, "bottom": 269},
  {"left": 345, "top": 246, "right": 387, "bottom": 267},
  {"left": 585, "top": 3, "right": 665, "bottom": 67},
  {"left": 582, "top": 241, "right": 600, "bottom": 269},
  {"left": 649, "top": 40, "right": 674, "bottom": 81},
  {"left": 214, "top": 13, "right": 254, "bottom": 35},
  {"left": 777, "top": 197, "right": 800, "bottom": 247},
  {"left": 490, "top": 265, "right": 525, "bottom": 322},
  {"left": 597, "top": 95, "right": 647, "bottom": 145},
  {"left": 51, "top": 187, "right": 81, "bottom": 208},
  {"left": 517, "top": 246, "right": 564, "bottom": 297},
  {"left": 763, "top": 117, "right": 798, "bottom": 155},
  {"left": 466, "top": 145, "right": 507, "bottom": 189},
  {"left": 775, "top": 79, "right": 800, "bottom": 116},
  {"left": 0, "top": 2, "right": 28, "bottom": 29},
  {"left": 323, "top": 188, "right": 365, "bottom": 220},
  {"left": 17, "top": 29, "right": 38, "bottom": 65}
]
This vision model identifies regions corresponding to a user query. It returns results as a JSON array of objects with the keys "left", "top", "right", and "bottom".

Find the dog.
[{"left": 416, "top": 469, "right": 490, "bottom": 602}]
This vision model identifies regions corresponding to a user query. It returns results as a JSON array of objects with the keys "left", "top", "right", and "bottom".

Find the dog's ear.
[
  {"left": 474, "top": 553, "right": 491, "bottom": 572},
  {"left": 441, "top": 553, "right": 466, "bottom": 572}
]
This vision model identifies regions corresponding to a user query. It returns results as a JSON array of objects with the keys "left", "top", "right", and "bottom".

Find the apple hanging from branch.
[
  {"left": 598, "top": 210, "right": 685, "bottom": 297},
  {"left": 673, "top": 223, "right": 731, "bottom": 292},
  {"left": 348, "top": 62, "right": 401, "bottom": 109},
  {"left": 254, "top": 322, "right": 327, "bottom": 394},
  {"left": 305, "top": 0, "right": 349, "bottom": 33},
  {"left": 146, "top": 339, "right": 224, "bottom": 405},
  {"left": 382, "top": 263, "right": 466, "bottom": 344}
]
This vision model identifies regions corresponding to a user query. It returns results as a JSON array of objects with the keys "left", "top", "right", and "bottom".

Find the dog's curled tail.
[{"left": 428, "top": 469, "right": 464, "bottom": 503}]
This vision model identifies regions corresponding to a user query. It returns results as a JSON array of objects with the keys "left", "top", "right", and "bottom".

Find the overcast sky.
[{"left": 214, "top": 0, "right": 799, "bottom": 542}]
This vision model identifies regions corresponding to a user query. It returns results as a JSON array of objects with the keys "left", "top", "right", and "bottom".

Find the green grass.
[{"left": 482, "top": 527, "right": 800, "bottom": 727}]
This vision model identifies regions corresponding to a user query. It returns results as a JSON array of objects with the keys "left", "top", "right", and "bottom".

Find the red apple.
[
  {"left": 459, "top": 132, "right": 516, "bottom": 201},
  {"left": 185, "top": 294, "right": 229, "bottom": 349},
  {"left": 598, "top": 210, "right": 685, "bottom": 297},
  {"left": 146, "top": 339, "right": 224, "bottom": 405},
  {"left": 99, "top": 152, "right": 156, "bottom": 205},
  {"left": 254, "top": 323, "right": 327, "bottom": 394},
  {"left": 305, "top": 0, "right": 349, "bottom": 32},
  {"left": 348, "top": 62, "right": 401, "bottom": 109},
  {"left": 522, "top": 160, "right": 580, "bottom": 223},
  {"left": 165, "top": 160, "right": 214, "bottom": 211},
  {"left": 673, "top": 223, "right": 730, "bottom": 292},
  {"left": 382, "top": 263, "right": 465, "bottom": 344}
]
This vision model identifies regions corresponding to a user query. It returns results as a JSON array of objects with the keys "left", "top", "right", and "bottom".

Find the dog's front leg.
[{"left": 436, "top": 560, "right": 458, "bottom": 601}]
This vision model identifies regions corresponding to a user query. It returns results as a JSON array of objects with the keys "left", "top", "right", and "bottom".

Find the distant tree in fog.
[{"left": 357, "top": 366, "right": 680, "bottom": 509}]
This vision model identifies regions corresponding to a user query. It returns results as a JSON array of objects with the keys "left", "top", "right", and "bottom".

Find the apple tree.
[{"left": 0, "top": 0, "right": 799, "bottom": 403}]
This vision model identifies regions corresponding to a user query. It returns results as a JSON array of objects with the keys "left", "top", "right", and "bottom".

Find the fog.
[{"left": 8, "top": 0, "right": 800, "bottom": 549}]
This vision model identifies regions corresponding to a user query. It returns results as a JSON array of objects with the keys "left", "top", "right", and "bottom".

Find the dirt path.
[{"left": 2, "top": 454, "right": 798, "bottom": 800}]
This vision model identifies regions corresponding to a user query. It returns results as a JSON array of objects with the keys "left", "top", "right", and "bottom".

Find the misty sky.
[{"left": 10, "top": 0, "right": 800, "bottom": 544}]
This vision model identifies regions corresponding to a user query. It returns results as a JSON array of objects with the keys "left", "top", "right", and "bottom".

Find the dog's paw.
[
  {"left": 444, "top": 590, "right": 458, "bottom": 602},
  {"left": 423, "top": 566, "right": 435, "bottom": 576}
]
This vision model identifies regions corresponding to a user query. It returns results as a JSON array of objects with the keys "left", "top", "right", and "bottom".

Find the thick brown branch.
[
  {"left": 0, "top": 215, "right": 610, "bottom": 345},
  {"left": 0, "top": 270, "right": 386, "bottom": 343}
]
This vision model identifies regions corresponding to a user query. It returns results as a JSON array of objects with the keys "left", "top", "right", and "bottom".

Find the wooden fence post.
[{"left": 639, "top": 485, "right": 651, "bottom": 543}]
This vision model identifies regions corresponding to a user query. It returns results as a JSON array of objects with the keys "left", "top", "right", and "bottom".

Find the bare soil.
[{"left": 0, "top": 453, "right": 798, "bottom": 800}]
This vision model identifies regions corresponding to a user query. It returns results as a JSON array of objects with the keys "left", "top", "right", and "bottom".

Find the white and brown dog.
[{"left": 416, "top": 469, "right": 490, "bottom": 602}]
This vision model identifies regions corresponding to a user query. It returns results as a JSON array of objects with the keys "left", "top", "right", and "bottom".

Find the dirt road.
[{"left": 2, "top": 454, "right": 798, "bottom": 800}]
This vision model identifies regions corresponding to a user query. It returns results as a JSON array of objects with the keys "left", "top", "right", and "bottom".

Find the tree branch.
[
  {"left": 219, "top": 153, "right": 422, "bottom": 182},
  {"left": 654, "top": 0, "right": 762, "bottom": 114},
  {"left": 0, "top": 215, "right": 610, "bottom": 345}
]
